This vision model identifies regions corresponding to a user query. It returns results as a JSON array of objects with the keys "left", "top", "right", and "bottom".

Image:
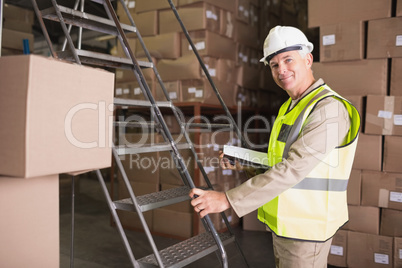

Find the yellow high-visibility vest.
[{"left": 258, "top": 84, "right": 360, "bottom": 241}]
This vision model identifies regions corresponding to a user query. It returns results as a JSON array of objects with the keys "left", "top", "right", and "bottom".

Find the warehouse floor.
[{"left": 59, "top": 173, "right": 277, "bottom": 268}]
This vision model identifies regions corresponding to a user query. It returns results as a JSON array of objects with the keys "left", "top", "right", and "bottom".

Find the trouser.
[{"left": 272, "top": 233, "right": 333, "bottom": 268}]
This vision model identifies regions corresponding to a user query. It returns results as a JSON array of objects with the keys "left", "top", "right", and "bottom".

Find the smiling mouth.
[{"left": 279, "top": 75, "right": 292, "bottom": 81}]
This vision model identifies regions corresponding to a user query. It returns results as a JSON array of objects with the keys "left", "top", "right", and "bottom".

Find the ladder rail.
[
  {"left": 50, "top": 0, "right": 81, "bottom": 63},
  {"left": 166, "top": 0, "right": 247, "bottom": 150},
  {"left": 103, "top": 1, "right": 229, "bottom": 267}
]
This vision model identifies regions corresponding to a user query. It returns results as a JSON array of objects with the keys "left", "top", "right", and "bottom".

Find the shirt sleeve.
[{"left": 226, "top": 97, "right": 351, "bottom": 217}]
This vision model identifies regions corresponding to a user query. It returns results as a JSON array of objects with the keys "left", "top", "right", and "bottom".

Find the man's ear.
[{"left": 305, "top": 53, "right": 313, "bottom": 68}]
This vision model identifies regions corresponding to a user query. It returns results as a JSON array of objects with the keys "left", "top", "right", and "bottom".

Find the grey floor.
[{"left": 59, "top": 174, "right": 276, "bottom": 268}]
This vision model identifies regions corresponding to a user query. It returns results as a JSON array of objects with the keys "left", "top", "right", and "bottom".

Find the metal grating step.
[
  {"left": 41, "top": 5, "right": 136, "bottom": 36},
  {"left": 114, "top": 98, "right": 172, "bottom": 108},
  {"left": 138, "top": 232, "right": 235, "bottom": 268},
  {"left": 114, "top": 186, "right": 191, "bottom": 212},
  {"left": 115, "top": 142, "right": 191, "bottom": 155},
  {"left": 114, "top": 121, "right": 158, "bottom": 129},
  {"left": 57, "top": 50, "right": 152, "bottom": 69}
]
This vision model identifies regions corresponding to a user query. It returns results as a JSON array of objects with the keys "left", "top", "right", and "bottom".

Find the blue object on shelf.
[{"left": 23, "top": 39, "right": 30, "bottom": 55}]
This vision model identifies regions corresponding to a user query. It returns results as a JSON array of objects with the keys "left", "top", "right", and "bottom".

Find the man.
[{"left": 189, "top": 25, "right": 360, "bottom": 267}]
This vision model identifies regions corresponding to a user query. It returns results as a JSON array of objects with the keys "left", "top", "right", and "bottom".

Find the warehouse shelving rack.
[{"left": 31, "top": 0, "right": 250, "bottom": 267}]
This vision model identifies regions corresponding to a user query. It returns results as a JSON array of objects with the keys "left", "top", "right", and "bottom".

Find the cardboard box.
[
  {"left": 347, "top": 231, "right": 393, "bottom": 268},
  {"left": 367, "top": 17, "right": 402, "bottom": 59},
  {"left": 308, "top": 0, "right": 392, "bottom": 28},
  {"left": 383, "top": 136, "right": 402, "bottom": 173},
  {"left": 380, "top": 208, "right": 402, "bottom": 236},
  {"left": 342, "top": 205, "right": 380, "bottom": 235},
  {"left": 159, "top": 3, "right": 220, "bottom": 34},
  {"left": 234, "top": 20, "right": 260, "bottom": 49},
  {"left": 135, "top": 0, "right": 177, "bottom": 13},
  {"left": 3, "top": 3, "right": 34, "bottom": 24},
  {"left": 0, "top": 55, "right": 114, "bottom": 178},
  {"left": 3, "top": 18, "right": 33, "bottom": 33},
  {"left": 320, "top": 21, "right": 365, "bottom": 62},
  {"left": 133, "top": 11, "right": 158, "bottom": 36},
  {"left": 178, "top": 0, "right": 236, "bottom": 13},
  {"left": 398, "top": 0, "right": 402, "bottom": 16},
  {"left": 0, "top": 175, "right": 59, "bottom": 268},
  {"left": 181, "top": 78, "right": 236, "bottom": 106},
  {"left": 236, "top": 0, "right": 250, "bottom": 24},
  {"left": 365, "top": 95, "right": 402, "bottom": 136},
  {"left": 236, "top": 64, "right": 260, "bottom": 89},
  {"left": 390, "top": 58, "right": 402, "bottom": 96},
  {"left": 117, "top": 133, "right": 161, "bottom": 184},
  {"left": 153, "top": 208, "right": 193, "bottom": 238},
  {"left": 181, "top": 30, "right": 236, "bottom": 60},
  {"left": 394, "top": 237, "right": 402, "bottom": 268},
  {"left": 328, "top": 230, "right": 348, "bottom": 267},
  {"left": 155, "top": 80, "right": 182, "bottom": 102},
  {"left": 157, "top": 54, "right": 217, "bottom": 81},
  {"left": 117, "top": 210, "right": 153, "bottom": 231},
  {"left": 361, "top": 171, "right": 402, "bottom": 210},
  {"left": 352, "top": 133, "right": 382, "bottom": 171},
  {"left": 312, "top": 60, "right": 388, "bottom": 96},
  {"left": 220, "top": 9, "right": 235, "bottom": 39},
  {"left": 347, "top": 169, "right": 361, "bottom": 206},
  {"left": 135, "top": 32, "right": 181, "bottom": 59},
  {"left": 1, "top": 28, "right": 34, "bottom": 52},
  {"left": 115, "top": 37, "right": 136, "bottom": 58}
]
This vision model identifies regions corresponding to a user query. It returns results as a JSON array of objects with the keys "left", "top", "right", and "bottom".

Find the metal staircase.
[{"left": 31, "top": 0, "right": 249, "bottom": 267}]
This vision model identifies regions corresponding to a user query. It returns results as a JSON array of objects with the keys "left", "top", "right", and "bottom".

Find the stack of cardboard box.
[
  {"left": 0, "top": 55, "right": 114, "bottom": 267},
  {"left": 309, "top": 0, "right": 402, "bottom": 267},
  {"left": 1, "top": 3, "right": 35, "bottom": 55},
  {"left": 114, "top": 0, "right": 264, "bottom": 108}
]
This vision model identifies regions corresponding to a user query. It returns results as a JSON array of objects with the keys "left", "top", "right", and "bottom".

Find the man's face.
[{"left": 268, "top": 50, "right": 313, "bottom": 98}]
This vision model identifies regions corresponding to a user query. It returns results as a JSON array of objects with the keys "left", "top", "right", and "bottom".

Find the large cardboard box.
[
  {"left": 308, "top": 0, "right": 392, "bottom": 28},
  {"left": 135, "top": 0, "right": 177, "bottom": 13},
  {"left": 342, "top": 205, "right": 380, "bottom": 235},
  {"left": 159, "top": 4, "right": 220, "bottom": 34},
  {"left": 398, "top": 0, "right": 402, "bottom": 16},
  {"left": 178, "top": 0, "right": 235, "bottom": 13},
  {"left": 181, "top": 78, "right": 236, "bottom": 106},
  {"left": 153, "top": 208, "right": 193, "bottom": 238},
  {"left": 347, "top": 169, "right": 361, "bottom": 206},
  {"left": 0, "top": 55, "right": 114, "bottom": 178},
  {"left": 383, "top": 136, "right": 402, "bottom": 173},
  {"left": 135, "top": 32, "right": 181, "bottom": 59},
  {"left": 132, "top": 11, "right": 158, "bottom": 36},
  {"left": 352, "top": 133, "right": 382, "bottom": 171},
  {"left": 361, "top": 171, "right": 402, "bottom": 211},
  {"left": 235, "top": 0, "right": 250, "bottom": 24},
  {"left": 234, "top": 20, "right": 260, "bottom": 49},
  {"left": 328, "top": 230, "right": 348, "bottom": 267},
  {"left": 0, "top": 175, "right": 59, "bottom": 268},
  {"left": 1, "top": 28, "right": 34, "bottom": 52},
  {"left": 380, "top": 208, "right": 402, "bottom": 236},
  {"left": 347, "top": 231, "right": 393, "bottom": 268},
  {"left": 312, "top": 60, "right": 388, "bottom": 96},
  {"left": 320, "top": 21, "right": 365, "bottom": 62},
  {"left": 155, "top": 80, "right": 182, "bottom": 102},
  {"left": 181, "top": 30, "right": 236, "bottom": 60},
  {"left": 3, "top": 3, "right": 34, "bottom": 24},
  {"left": 220, "top": 9, "right": 235, "bottom": 39},
  {"left": 365, "top": 95, "right": 402, "bottom": 136},
  {"left": 367, "top": 17, "right": 402, "bottom": 59},
  {"left": 236, "top": 64, "right": 260, "bottom": 89},
  {"left": 395, "top": 237, "right": 402, "bottom": 268},
  {"left": 157, "top": 54, "right": 217, "bottom": 81},
  {"left": 390, "top": 58, "right": 402, "bottom": 96}
]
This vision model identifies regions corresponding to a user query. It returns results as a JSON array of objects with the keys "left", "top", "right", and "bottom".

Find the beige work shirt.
[{"left": 226, "top": 79, "right": 351, "bottom": 217}]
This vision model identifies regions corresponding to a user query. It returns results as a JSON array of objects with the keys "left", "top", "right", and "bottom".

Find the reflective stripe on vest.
[{"left": 258, "top": 84, "right": 360, "bottom": 242}]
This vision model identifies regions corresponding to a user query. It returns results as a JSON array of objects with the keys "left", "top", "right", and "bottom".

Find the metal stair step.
[
  {"left": 57, "top": 49, "right": 152, "bottom": 69},
  {"left": 41, "top": 5, "right": 136, "bottom": 36},
  {"left": 138, "top": 232, "right": 235, "bottom": 268},
  {"left": 114, "top": 121, "right": 158, "bottom": 129},
  {"left": 114, "top": 98, "right": 172, "bottom": 108},
  {"left": 114, "top": 186, "right": 191, "bottom": 212},
  {"left": 115, "top": 142, "right": 191, "bottom": 155}
]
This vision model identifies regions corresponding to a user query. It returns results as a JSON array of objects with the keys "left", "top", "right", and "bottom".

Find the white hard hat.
[{"left": 260, "top": 26, "right": 314, "bottom": 65}]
